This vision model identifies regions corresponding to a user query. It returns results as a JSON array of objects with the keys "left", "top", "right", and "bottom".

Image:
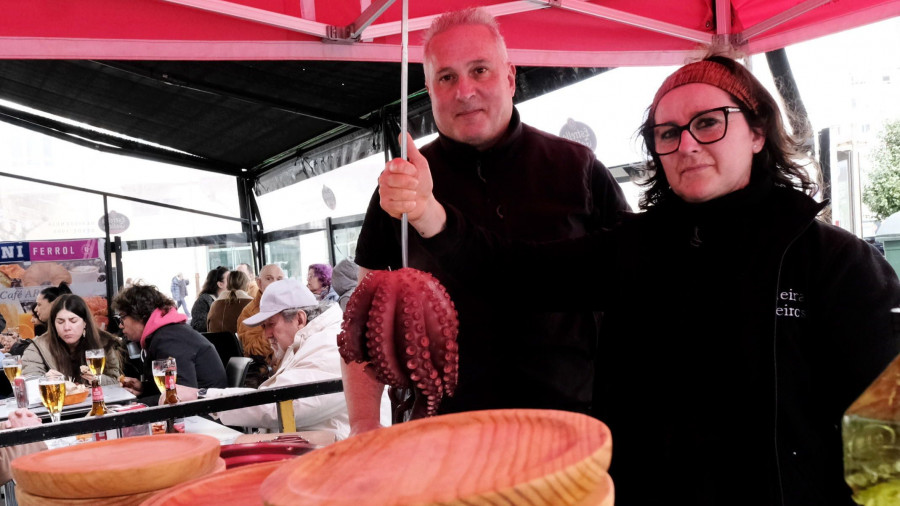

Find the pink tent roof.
[{"left": 3, "top": 0, "right": 899, "bottom": 66}]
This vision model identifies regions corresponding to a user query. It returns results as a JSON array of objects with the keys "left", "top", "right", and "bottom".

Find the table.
[
  {"left": 0, "top": 384, "right": 136, "bottom": 421},
  {"left": 184, "top": 416, "right": 243, "bottom": 445}
]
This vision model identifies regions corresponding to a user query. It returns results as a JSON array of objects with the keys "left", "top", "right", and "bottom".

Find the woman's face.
[
  {"left": 307, "top": 269, "right": 323, "bottom": 294},
  {"left": 654, "top": 83, "right": 764, "bottom": 203},
  {"left": 217, "top": 271, "right": 230, "bottom": 294},
  {"left": 55, "top": 309, "right": 85, "bottom": 351},
  {"left": 35, "top": 295, "right": 52, "bottom": 323}
]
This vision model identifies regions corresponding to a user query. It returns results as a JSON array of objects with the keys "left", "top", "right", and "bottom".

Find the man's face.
[
  {"left": 236, "top": 264, "right": 252, "bottom": 277},
  {"left": 257, "top": 265, "right": 286, "bottom": 293},
  {"left": 120, "top": 314, "right": 145, "bottom": 342},
  {"left": 261, "top": 311, "right": 304, "bottom": 351},
  {"left": 424, "top": 24, "right": 516, "bottom": 151}
]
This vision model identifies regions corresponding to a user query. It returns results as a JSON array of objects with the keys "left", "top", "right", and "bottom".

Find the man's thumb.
[{"left": 400, "top": 133, "right": 426, "bottom": 168}]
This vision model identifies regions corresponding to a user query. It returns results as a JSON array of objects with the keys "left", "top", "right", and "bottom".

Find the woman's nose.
[{"left": 678, "top": 129, "right": 701, "bottom": 152}]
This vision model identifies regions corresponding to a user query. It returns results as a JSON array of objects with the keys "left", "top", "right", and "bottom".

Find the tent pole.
[{"left": 400, "top": 0, "right": 409, "bottom": 269}]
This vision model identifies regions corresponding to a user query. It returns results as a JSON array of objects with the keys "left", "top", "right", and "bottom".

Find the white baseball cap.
[{"left": 242, "top": 279, "right": 318, "bottom": 327}]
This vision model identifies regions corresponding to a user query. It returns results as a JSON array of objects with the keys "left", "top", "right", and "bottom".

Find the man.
[
  {"left": 114, "top": 283, "right": 227, "bottom": 401},
  {"left": 1, "top": 408, "right": 46, "bottom": 483},
  {"left": 345, "top": 7, "right": 629, "bottom": 434},
  {"left": 237, "top": 264, "right": 286, "bottom": 385},
  {"left": 174, "top": 279, "right": 351, "bottom": 439},
  {"left": 170, "top": 272, "right": 190, "bottom": 318},
  {"left": 235, "top": 263, "right": 260, "bottom": 298}
]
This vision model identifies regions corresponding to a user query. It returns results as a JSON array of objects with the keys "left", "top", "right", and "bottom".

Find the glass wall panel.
[
  {"left": 109, "top": 196, "right": 250, "bottom": 310},
  {"left": 107, "top": 197, "right": 243, "bottom": 243},
  {"left": 0, "top": 120, "right": 240, "bottom": 217},
  {"left": 0, "top": 174, "right": 107, "bottom": 241}
]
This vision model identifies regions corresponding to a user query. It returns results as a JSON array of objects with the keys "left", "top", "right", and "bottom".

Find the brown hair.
[{"left": 47, "top": 294, "right": 118, "bottom": 380}]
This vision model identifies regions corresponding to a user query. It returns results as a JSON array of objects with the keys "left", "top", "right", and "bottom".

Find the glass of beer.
[
  {"left": 39, "top": 373, "right": 67, "bottom": 423},
  {"left": 3, "top": 355, "right": 22, "bottom": 386},
  {"left": 85, "top": 348, "right": 106, "bottom": 379},
  {"left": 152, "top": 358, "right": 177, "bottom": 394}
]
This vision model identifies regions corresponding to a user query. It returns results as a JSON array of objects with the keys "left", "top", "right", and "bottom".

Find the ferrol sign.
[
  {"left": 98, "top": 210, "right": 130, "bottom": 234},
  {"left": 559, "top": 118, "right": 597, "bottom": 152}
]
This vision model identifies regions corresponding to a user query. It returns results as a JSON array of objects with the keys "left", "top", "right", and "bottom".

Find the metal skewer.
[{"left": 399, "top": 0, "right": 409, "bottom": 269}]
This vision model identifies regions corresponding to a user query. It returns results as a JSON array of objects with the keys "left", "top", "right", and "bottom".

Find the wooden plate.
[
  {"left": 16, "top": 489, "right": 158, "bottom": 506},
  {"left": 63, "top": 389, "right": 90, "bottom": 406},
  {"left": 11, "top": 434, "right": 221, "bottom": 499},
  {"left": 219, "top": 440, "right": 316, "bottom": 468},
  {"left": 140, "top": 460, "right": 286, "bottom": 506},
  {"left": 261, "top": 409, "right": 613, "bottom": 505}
]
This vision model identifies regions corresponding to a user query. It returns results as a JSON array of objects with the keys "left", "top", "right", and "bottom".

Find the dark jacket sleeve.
[
  {"left": 814, "top": 226, "right": 900, "bottom": 404},
  {"left": 588, "top": 156, "right": 631, "bottom": 228},
  {"left": 355, "top": 187, "right": 401, "bottom": 271},
  {"left": 190, "top": 295, "right": 212, "bottom": 332}
]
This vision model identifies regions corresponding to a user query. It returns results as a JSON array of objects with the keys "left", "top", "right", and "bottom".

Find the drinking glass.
[
  {"left": 152, "top": 358, "right": 177, "bottom": 394},
  {"left": 39, "top": 373, "right": 67, "bottom": 423},
  {"left": 2, "top": 355, "right": 22, "bottom": 387},
  {"left": 85, "top": 348, "right": 106, "bottom": 379}
]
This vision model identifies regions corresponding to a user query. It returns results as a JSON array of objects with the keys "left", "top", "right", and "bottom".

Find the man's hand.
[
  {"left": 177, "top": 384, "right": 199, "bottom": 401},
  {"left": 379, "top": 134, "right": 447, "bottom": 238},
  {"left": 4, "top": 408, "right": 42, "bottom": 429},
  {"left": 159, "top": 384, "right": 199, "bottom": 405},
  {"left": 120, "top": 376, "right": 143, "bottom": 396}
]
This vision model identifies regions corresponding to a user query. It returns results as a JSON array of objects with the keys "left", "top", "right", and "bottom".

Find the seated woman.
[
  {"left": 32, "top": 282, "right": 72, "bottom": 338},
  {"left": 207, "top": 269, "right": 253, "bottom": 333},
  {"left": 307, "top": 263, "right": 338, "bottom": 303},
  {"left": 22, "top": 294, "right": 123, "bottom": 385},
  {"left": 191, "top": 266, "right": 228, "bottom": 333},
  {"left": 374, "top": 53, "right": 900, "bottom": 505}
]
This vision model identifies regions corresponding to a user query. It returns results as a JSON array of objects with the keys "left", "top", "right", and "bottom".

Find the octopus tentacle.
[
  {"left": 366, "top": 274, "right": 408, "bottom": 387},
  {"left": 420, "top": 273, "right": 459, "bottom": 396},
  {"left": 396, "top": 276, "right": 442, "bottom": 416},
  {"left": 337, "top": 271, "right": 378, "bottom": 363}
]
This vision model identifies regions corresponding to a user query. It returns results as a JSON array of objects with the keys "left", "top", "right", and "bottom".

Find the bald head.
[{"left": 257, "top": 264, "right": 286, "bottom": 293}]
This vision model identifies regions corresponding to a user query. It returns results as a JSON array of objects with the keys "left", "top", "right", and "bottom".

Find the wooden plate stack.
[
  {"left": 140, "top": 460, "right": 285, "bottom": 505},
  {"left": 258, "top": 409, "right": 614, "bottom": 505},
  {"left": 11, "top": 434, "right": 222, "bottom": 505}
]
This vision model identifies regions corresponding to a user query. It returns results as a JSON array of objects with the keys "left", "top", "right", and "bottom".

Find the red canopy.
[{"left": 3, "top": 0, "right": 899, "bottom": 66}]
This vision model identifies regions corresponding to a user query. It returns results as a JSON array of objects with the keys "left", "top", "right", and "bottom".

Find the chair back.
[
  {"left": 201, "top": 331, "right": 243, "bottom": 367},
  {"left": 226, "top": 356, "right": 254, "bottom": 388}
]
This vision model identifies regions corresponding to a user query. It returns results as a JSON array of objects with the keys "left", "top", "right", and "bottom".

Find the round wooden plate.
[
  {"left": 16, "top": 489, "right": 158, "bottom": 506},
  {"left": 261, "top": 409, "right": 613, "bottom": 505},
  {"left": 11, "top": 434, "right": 221, "bottom": 499},
  {"left": 139, "top": 460, "right": 286, "bottom": 506}
]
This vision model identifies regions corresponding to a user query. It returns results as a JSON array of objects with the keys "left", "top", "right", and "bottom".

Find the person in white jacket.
[{"left": 172, "top": 279, "right": 354, "bottom": 439}]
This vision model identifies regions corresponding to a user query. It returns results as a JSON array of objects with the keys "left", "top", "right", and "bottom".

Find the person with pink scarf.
[{"left": 113, "top": 283, "right": 226, "bottom": 402}]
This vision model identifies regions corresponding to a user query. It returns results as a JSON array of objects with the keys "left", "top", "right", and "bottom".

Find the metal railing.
[{"left": 0, "top": 379, "right": 343, "bottom": 448}]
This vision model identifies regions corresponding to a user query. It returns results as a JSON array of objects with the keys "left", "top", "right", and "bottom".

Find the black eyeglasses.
[{"left": 651, "top": 106, "right": 743, "bottom": 155}]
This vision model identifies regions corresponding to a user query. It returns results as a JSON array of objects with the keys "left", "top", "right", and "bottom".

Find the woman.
[
  {"left": 307, "top": 264, "right": 338, "bottom": 303},
  {"left": 191, "top": 266, "right": 228, "bottom": 333},
  {"left": 377, "top": 55, "right": 900, "bottom": 505},
  {"left": 206, "top": 269, "right": 253, "bottom": 333},
  {"left": 32, "top": 282, "right": 73, "bottom": 337},
  {"left": 22, "top": 294, "right": 123, "bottom": 385}
]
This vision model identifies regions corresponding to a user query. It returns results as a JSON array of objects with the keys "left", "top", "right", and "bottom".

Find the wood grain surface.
[
  {"left": 11, "top": 434, "right": 221, "bottom": 499},
  {"left": 16, "top": 489, "right": 158, "bottom": 506},
  {"left": 139, "top": 460, "right": 286, "bottom": 506},
  {"left": 261, "top": 409, "right": 613, "bottom": 505}
]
